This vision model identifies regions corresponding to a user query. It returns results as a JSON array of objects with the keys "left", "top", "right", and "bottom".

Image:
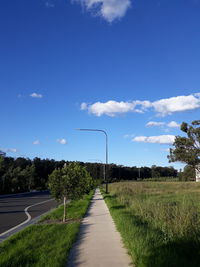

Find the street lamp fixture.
[{"left": 76, "top": 128, "right": 108, "bottom": 193}]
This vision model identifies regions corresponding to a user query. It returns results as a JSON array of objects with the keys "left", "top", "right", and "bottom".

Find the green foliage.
[
  {"left": 0, "top": 154, "right": 178, "bottom": 195},
  {"left": 0, "top": 156, "right": 66, "bottom": 194},
  {"left": 47, "top": 168, "right": 63, "bottom": 200},
  {"left": 48, "top": 162, "right": 94, "bottom": 201},
  {"left": 85, "top": 162, "right": 177, "bottom": 182},
  {"left": 48, "top": 162, "right": 94, "bottom": 222},
  {"left": 179, "top": 165, "right": 196, "bottom": 181},
  {"left": 168, "top": 120, "right": 200, "bottom": 169}
]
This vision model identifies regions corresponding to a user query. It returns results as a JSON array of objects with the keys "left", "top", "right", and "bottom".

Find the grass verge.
[
  {"left": 0, "top": 190, "right": 94, "bottom": 267},
  {"left": 101, "top": 183, "right": 200, "bottom": 267}
]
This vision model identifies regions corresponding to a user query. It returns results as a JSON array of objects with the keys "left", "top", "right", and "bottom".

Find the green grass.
[
  {"left": 0, "top": 190, "right": 94, "bottom": 267},
  {"left": 143, "top": 177, "right": 179, "bottom": 182},
  {"left": 102, "top": 182, "right": 200, "bottom": 267},
  {"left": 40, "top": 195, "right": 93, "bottom": 222}
]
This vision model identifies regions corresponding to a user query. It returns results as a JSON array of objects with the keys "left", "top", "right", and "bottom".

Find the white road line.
[{"left": 0, "top": 199, "right": 54, "bottom": 237}]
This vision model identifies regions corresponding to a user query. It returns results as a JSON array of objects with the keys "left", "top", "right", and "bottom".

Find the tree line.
[
  {"left": 0, "top": 153, "right": 178, "bottom": 195},
  {"left": 1, "top": 119, "right": 199, "bottom": 194}
]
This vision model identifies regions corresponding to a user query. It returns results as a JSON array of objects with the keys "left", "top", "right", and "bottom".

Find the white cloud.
[
  {"left": 146, "top": 121, "right": 165, "bottom": 127},
  {"left": 132, "top": 135, "right": 175, "bottom": 144},
  {"left": 81, "top": 93, "right": 200, "bottom": 117},
  {"left": 167, "top": 121, "right": 180, "bottom": 128},
  {"left": 146, "top": 120, "right": 180, "bottom": 128},
  {"left": 1, "top": 148, "right": 18, "bottom": 153},
  {"left": 57, "top": 138, "right": 67, "bottom": 145},
  {"left": 30, "top": 93, "right": 43, "bottom": 98},
  {"left": 33, "top": 140, "right": 40, "bottom": 145},
  {"left": 75, "top": 0, "right": 131, "bottom": 22},
  {"left": 152, "top": 94, "right": 200, "bottom": 116},
  {"left": 85, "top": 100, "right": 140, "bottom": 117}
]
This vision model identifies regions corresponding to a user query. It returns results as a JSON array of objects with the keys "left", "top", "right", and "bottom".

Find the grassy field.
[
  {"left": 102, "top": 182, "right": 200, "bottom": 267},
  {"left": 0, "top": 191, "right": 94, "bottom": 267}
]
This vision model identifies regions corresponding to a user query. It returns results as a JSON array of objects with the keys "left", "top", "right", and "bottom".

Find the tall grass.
[{"left": 103, "top": 182, "right": 200, "bottom": 267}]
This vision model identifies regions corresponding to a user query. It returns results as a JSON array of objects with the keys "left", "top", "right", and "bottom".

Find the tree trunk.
[{"left": 63, "top": 196, "right": 67, "bottom": 222}]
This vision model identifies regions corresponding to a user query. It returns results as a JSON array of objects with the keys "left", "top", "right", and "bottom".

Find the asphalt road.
[{"left": 0, "top": 191, "right": 59, "bottom": 236}]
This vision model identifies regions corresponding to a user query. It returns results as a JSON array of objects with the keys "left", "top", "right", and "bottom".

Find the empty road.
[{"left": 0, "top": 191, "right": 58, "bottom": 238}]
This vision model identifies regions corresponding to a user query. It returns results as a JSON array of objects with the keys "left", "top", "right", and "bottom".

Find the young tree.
[
  {"left": 48, "top": 162, "right": 93, "bottom": 222},
  {"left": 168, "top": 120, "right": 200, "bottom": 174}
]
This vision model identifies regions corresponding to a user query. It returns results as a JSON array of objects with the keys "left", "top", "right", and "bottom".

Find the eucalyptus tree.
[{"left": 168, "top": 120, "right": 200, "bottom": 173}]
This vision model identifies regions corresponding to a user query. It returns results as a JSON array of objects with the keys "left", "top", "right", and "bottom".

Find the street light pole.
[{"left": 76, "top": 129, "right": 108, "bottom": 193}]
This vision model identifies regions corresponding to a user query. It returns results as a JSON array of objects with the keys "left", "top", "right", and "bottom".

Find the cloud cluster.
[
  {"left": 81, "top": 93, "right": 200, "bottom": 117},
  {"left": 57, "top": 138, "right": 67, "bottom": 145},
  {"left": 132, "top": 135, "right": 175, "bottom": 145},
  {"left": 30, "top": 93, "right": 43, "bottom": 98},
  {"left": 75, "top": 0, "right": 131, "bottom": 22},
  {"left": 146, "top": 121, "right": 180, "bottom": 128}
]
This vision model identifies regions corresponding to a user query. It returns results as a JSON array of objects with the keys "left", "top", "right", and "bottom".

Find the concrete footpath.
[{"left": 67, "top": 189, "right": 132, "bottom": 267}]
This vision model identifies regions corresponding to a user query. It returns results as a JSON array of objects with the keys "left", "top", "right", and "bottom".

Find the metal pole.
[
  {"left": 76, "top": 129, "right": 108, "bottom": 193},
  {"left": 105, "top": 131, "right": 108, "bottom": 194}
]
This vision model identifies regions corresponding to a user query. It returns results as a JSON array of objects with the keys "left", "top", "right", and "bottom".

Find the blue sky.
[{"left": 1, "top": 0, "right": 200, "bottom": 170}]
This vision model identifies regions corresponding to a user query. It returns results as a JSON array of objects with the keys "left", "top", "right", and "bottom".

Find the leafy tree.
[
  {"left": 14, "top": 157, "right": 31, "bottom": 169},
  {"left": 20, "top": 165, "right": 36, "bottom": 191},
  {"left": 140, "top": 167, "right": 151, "bottom": 179},
  {"left": 168, "top": 120, "right": 200, "bottom": 174},
  {"left": 48, "top": 162, "right": 93, "bottom": 222},
  {"left": 179, "top": 165, "right": 195, "bottom": 181},
  {"left": 0, "top": 156, "right": 15, "bottom": 193},
  {"left": 151, "top": 165, "right": 160, "bottom": 178}
]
